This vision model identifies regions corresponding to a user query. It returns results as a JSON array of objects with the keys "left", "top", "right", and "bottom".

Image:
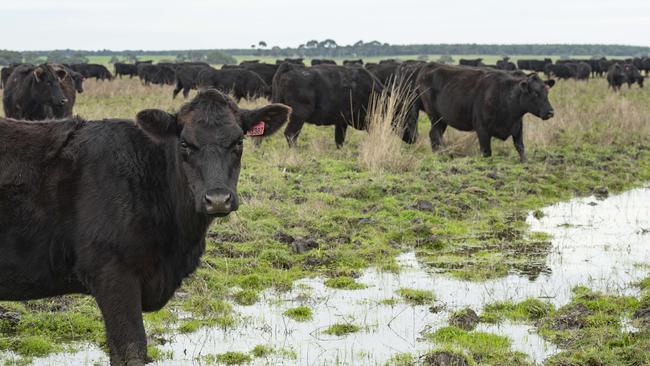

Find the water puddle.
[{"left": 26, "top": 187, "right": 650, "bottom": 365}]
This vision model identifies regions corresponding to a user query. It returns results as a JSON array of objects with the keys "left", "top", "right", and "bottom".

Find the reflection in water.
[{"left": 27, "top": 187, "right": 650, "bottom": 365}]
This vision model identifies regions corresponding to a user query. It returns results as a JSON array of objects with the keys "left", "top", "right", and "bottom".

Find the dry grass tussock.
[{"left": 359, "top": 77, "right": 420, "bottom": 173}]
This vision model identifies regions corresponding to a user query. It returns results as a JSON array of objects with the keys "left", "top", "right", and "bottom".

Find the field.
[{"left": 1, "top": 71, "right": 650, "bottom": 365}]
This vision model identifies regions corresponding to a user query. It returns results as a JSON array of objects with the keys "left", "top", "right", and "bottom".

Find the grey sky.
[{"left": 3, "top": 0, "right": 650, "bottom": 50}]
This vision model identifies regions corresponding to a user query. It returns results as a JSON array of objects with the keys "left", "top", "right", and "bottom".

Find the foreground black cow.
[
  {"left": 607, "top": 64, "right": 626, "bottom": 91},
  {"left": 417, "top": 63, "right": 555, "bottom": 162},
  {"left": 197, "top": 68, "right": 269, "bottom": 101},
  {"left": 3, "top": 64, "right": 69, "bottom": 120},
  {"left": 272, "top": 63, "right": 383, "bottom": 147},
  {"left": 173, "top": 64, "right": 212, "bottom": 98},
  {"left": 0, "top": 89, "right": 291, "bottom": 366},
  {"left": 70, "top": 63, "right": 113, "bottom": 81}
]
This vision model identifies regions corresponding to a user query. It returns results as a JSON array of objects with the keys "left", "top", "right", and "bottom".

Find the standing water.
[{"left": 26, "top": 187, "right": 650, "bottom": 365}]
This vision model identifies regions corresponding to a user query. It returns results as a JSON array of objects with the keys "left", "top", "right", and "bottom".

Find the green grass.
[
  {"left": 283, "top": 306, "right": 313, "bottom": 322},
  {"left": 324, "top": 276, "right": 367, "bottom": 290},
  {"left": 397, "top": 288, "right": 436, "bottom": 305},
  {"left": 323, "top": 323, "right": 361, "bottom": 336},
  {"left": 481, "top": 298, "right": 555, "bottom": 323}
]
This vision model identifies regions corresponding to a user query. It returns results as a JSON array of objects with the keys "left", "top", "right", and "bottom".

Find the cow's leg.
[
  {"left": 428, "top": 114, "right": 447, "bottom": 151},
  {"left": 335, "top": 124, "right": 347, "bottom": 148},
  {"left": 284, "top": 116, "right": 305, "bottom": 148},
  {"left": 183, "top": 87, "right": 191, "bottom": 98},
  {"left": 512, "top": 128, "right": 526, "bottom": 163},
  {"left": 172, "top": 83, "right": 182, "bottom": 99},
  {"left": 476, "top": 128, "right": 492, "bottom": 158},
  {"left": 93, "top": 266, "right": 147, "bottom": 366}
]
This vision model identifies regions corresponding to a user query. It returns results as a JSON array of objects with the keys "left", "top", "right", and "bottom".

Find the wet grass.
[
  {"left": 0, "top": 77, "right": 649, "bottom": 364},
  {"left": 397, "top": 288, "right": 436, "bottom": 305},
  {"left": 324, "top": 276, "right": 367, "bottom": 290},
  {"left": 323, "top": 323, "right": 361, "bottom": 336},
  {"left": 282, "top": 306, "right": 313, "bottom": 322}
]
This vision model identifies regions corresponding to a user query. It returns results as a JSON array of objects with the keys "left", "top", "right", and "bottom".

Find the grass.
[
  {"left": 397, "top": 288, "right": 436, "bottom": 305},
  {"left": 481, "top": 298, "right": 555, "bottom": 323},
  {"left": 0, "top": 68, "right": 649, "bottom": 364},
  {"left": 324, "top": 276, "right": 367, "bottom": 290},
  {"left": 283, "top": 306, "right": 313, "bottom": 322},
  {"left": 323, "top": 323, "right": 361, "bottom": 336}
]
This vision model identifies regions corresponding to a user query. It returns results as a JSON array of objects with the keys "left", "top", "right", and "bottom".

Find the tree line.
[{"left": 2, "top": 42, "right": 649, "bottom": 65}]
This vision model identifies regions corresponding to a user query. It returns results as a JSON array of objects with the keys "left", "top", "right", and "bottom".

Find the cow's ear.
[
  {"left": 239, "top": 104, "right": 291, "bottom": 137},
  {"left": 135, "top": 109, "right": 179, "bottom": 141},
  {"left": 33, "top": 67, "right": 44, "bottom": 82},
  {"left": 519, "top": 80, "right": 530, "bottom": 92},
  {"left": 55, "top": 69, "right": 68, "bottom": 81},
  {"left": 544, "top": 79, "right": 556, "bottom": 89}
]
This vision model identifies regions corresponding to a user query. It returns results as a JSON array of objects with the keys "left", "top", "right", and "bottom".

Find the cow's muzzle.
[
  {"left": 204, "top": 189, "right": 236, "bottom": 216},
  {"left": 542, "top": 109, "right": 554, "bottom": 120},
  {"left": 57, "top": 98, "right": 69, "bottom": 106}
]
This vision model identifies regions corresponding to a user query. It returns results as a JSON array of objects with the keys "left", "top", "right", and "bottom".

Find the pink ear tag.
[{"left": 247, "top": 121, "right": 265, "bottom": 136}]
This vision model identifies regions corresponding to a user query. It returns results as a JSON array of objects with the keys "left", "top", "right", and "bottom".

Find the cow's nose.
[
  {"left": 59, "top": 98, "right": 68, "bottom": 106},
  {"left": 544, "top": 109, "right": 554, "bottom": 120},
  {"left": 204, "top": 191, "right": 233, "bottom": 214}
]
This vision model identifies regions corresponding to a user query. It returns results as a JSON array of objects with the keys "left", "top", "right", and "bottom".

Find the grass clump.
[
  {"left": 481, "top": 298, "right": 554, "bottom": 323},
  {"left": 233, "top": 289, "right": 260, "bottom": 306},
  {"left": 397, "top": 288, "right": 436, "bottom": 305},
  {"left": 283, "top": 306, "right": 313, "bottom": 322},
  {"left": 324, "top": 276, "right": 367, "bottom": 290},
  {"left": 251, "top": 344, "right": 273, "bottom": 358},
  {"left": 425, "top": 326, "right": 531, "bottom": 365},
  {"left": 323, "top": 323, "right": 361, "bottom": 336},
  {"left": 205, "top": 351, "right": 252, "bottom": 365}
]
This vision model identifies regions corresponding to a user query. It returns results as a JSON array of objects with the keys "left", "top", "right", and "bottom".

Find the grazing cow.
[
  {"left": 137, "top": 64, "right": 176, "bottom": 86},
  {"left": 623, "top": 63, "right": 644, "bottom": 88},
  {"left": 417, "top": 63, "right": 555, "bottom": 162},
  {"left": 607, "top": 64, "right": 626, "bottom": 91},
  {"left": 496, "top": 59, "right": 517, "bottom": 71},
  {"left": 574, "top": 62, "right": 592, "bottom": 80},
  {"left": 365, "top": 61, "right": 400, "bottom": 85},
  {"left": 0, "top": 89, "right": 291, "bottom": 366},
  {"left": 271, "top": 63, "right": 383, "bottom": 147},
  {"left": 114, "top": 63, "right": 139, "bottom": 78},
  {"left": 459, "top": 58, "right": 484, "bottom": 67},
  {"left": 276, "top": 58, "right": 305, "bottom": 65},
  {"left": 545, "top": 63, "right": 574, "bottom": 80},
  {"left": 311, "top": 59, "right": 337, "bottom": 66},
  {"left": 640, "top": 57, "right": 650, "bottom": 76},
  {"left": 517, "top": 59, "right": 552, "bottom": 73},
  {"left": 197, "top": 68, "right": 269, "bottom": 101},
  {"left": 236, "top": 62, "right": 279, "bottom": 87},
  {"left": 173, "top": 64, "right": 212, "bottom": 99},
  {"left": 393, "top": 61, "right": 427, "bottom": 143},
  {"left": 70, "top": 63, "right": 113, "bottom": 81},
  {"left": 3, "top": 64, "right": 69, "bottom": 120},
  {"left": 343, "top": 59, "right": 364, "bottom": 66}
]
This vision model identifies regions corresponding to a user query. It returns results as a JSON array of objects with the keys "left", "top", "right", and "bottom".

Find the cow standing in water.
[
  {"left": 417, "top": 63, "right": 555, "bottom": 162},
  {"left": 0, "top": 90, "right": 291, "bottom": 366}
]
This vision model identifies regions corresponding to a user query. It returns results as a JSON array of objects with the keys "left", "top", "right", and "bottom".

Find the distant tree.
[
  {"left": 436, "top": 55, "right": 454, "bottom": 64},
  {"left": 109, "top": 56, "right": 120, "bottom": 64},
  {"left": 0, "top": 50, "right": 22, "bottom": 65},
  {"left": 46, "top": 51, "right": 88, "bottom": 64},
  {"left": 305, "top": 40, "right": 318, "bottom": 49},
  {"left": 124, "top": 52, "right": 138, "bottom": 62},
  {"left": 206, "top": 51, "right": 236, "bottom": 65},
  {"left": 258, "top": 41, "right": 267, "bottom": 48}
]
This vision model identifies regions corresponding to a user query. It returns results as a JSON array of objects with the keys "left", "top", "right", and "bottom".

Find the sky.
[{"left": 2, "top": 0, "right": 650, "bottom": 51}]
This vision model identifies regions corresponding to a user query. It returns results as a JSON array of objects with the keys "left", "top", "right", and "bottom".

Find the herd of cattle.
[
  {"left": 0, "top": 55, "right": 647, "bottom": 162},
  {"left": 0, "top": 55, "right": 646, "bottom": 366}
]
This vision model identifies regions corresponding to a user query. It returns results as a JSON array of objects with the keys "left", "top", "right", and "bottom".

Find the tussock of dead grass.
[{"left": 359, "top": 78, "right": 419, "bottom": 174}]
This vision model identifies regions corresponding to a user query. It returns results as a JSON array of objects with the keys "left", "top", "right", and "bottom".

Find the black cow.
[
  {"left": 545, "top": 63, "right": 574, "bottom": 80},
  {"left": 343, "top": 59, "right": 364, "bottom": 66},
  {"left": 3, "top": 64, "right": 69, "bottom": 120},
  {"left": 0, "top": 89, "right": 290, "bottom": 366},
  {"left": 276, "top": 58, "right": 305, "bottom": 65},
  {"left": 574, "top": 62, "right": 592, "bottom": 80},
  {"left": 237, "top": 63, "right": 279, "bottom": 87},
  {"left": 417, "top": 63, "right": 555, "bottom": 162},
  {"left": 459, "top": 58, "right": 484, "bottom": 67},
  {"left": 114, "top": 63, "right": 139, "bottom": 78},
  {"left": 173, "top": 64, "right": 212, "bottom": 98},
  {"left": 623, "top": 63, "right": 644, "bottom": 88},
  {"left": 271, "top": 63, "right": 383, "bottom": 147},
  {"left": 197, "top": 68, "right": 269, "bottom": 101},
  {"left": 70, "top": 63, "right": 113, "bottom": 81},
  {"left": 137, "top": 64, "right": 176, "bottom": 86},
  {"left": 311, "top": 59, "right": 337, "bottom": 66},
  {"left": 365, "top": 61, "right": 400, "bottom": 85},
  {"left": 607, "top": 64, "right": 626, "bottom": 91},
  {"left": 496, "top": 59, "right": 517, "bottom": 71},
  {"left": 518, "top": 59, "right": 552, "bottom": 73},
  {"left": 50, "top": 64, "right": 79, "bottom": 118}
]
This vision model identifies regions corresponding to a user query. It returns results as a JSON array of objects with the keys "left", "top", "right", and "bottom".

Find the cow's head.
[
  {"left": 518, "top": 74, "right": 555, "bottom": 120},
  {"left": 31, "top": 64, "right": 68, "bottom": 107},
  {"left": 136, "top": 89, "right": 291, "bottom": 217},
  {"left": 70, "top": 71, "right": 85, "bottom": 93}
]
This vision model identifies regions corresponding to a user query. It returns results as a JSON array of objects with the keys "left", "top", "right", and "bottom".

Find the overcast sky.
[{"left": 3, "top": 0, "right": 650, "bottom": 50}]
